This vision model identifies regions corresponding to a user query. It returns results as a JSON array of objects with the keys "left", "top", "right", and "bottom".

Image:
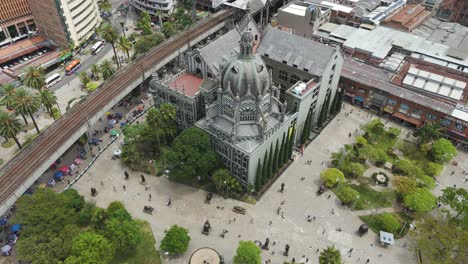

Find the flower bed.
[{"left": 371, "top": 172, "right": 389, "bottom": 186}]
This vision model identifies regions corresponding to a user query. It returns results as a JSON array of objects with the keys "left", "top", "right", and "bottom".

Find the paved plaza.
[{"left": 71, "top": 103, "right": 468, "bottom": 264}]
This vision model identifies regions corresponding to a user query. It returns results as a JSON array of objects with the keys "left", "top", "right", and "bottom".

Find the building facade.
[
  {"left": 129, "top": 0, "right": 175, "bottom": 16},
  {"left": 0, "top": 0, "right": 36, "bottom": 46},
  {"left": 28, "top": 0, "right": 101, "bottom": 48}
]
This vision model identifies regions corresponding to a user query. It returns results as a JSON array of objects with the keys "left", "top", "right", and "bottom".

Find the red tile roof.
[{"left": 383, "top": 4, "right": 431, "bottom": 32}]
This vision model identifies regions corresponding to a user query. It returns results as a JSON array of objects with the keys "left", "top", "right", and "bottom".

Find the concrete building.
[
  {"left": 150, "top": 16, "right": 343, "bottom": 185},
  {"left": 382, "top": 4, "right": 431, "bottom": 31},
  {"left": 28, "top": 0, "right": 101, "bottom": 48},
  {"left": 0, "top": 0, "right": 36, "bottom": 46},
  {"left": 129, "top": 0, "right": 176, "bottom": 16}
]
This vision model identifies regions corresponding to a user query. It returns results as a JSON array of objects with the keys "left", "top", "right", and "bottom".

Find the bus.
[
  {"left": 45, "top": 73, "right": 61, "bottom": 88},
  {"left": 91, "top": 41, "right": 105, "bottom": 55},
  {"left": 65, "top": 59, "right": 80, "bottom": 75}
]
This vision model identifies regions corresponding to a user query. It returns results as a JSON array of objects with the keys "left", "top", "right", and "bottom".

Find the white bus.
[
  {"left": 91, "top": 41, "right": 105, "bottom": 55},
  {"left": 45, "top": 73, "right": 61, "bottom": 88}
]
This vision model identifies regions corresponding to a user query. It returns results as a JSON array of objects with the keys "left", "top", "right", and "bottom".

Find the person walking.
[
  {"left": 149, "top": 194, "right": 152, "bottom": 201},
  {"left": 123, "top": 185, "right": 126, "bottom": 191},
  {"left": 124, "top": 171, "right": 129, "bottom": 180}
]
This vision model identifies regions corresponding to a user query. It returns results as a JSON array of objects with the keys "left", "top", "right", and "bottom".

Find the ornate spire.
[{"left": 239, "top": 30, "right": 254, "bottom": 59}]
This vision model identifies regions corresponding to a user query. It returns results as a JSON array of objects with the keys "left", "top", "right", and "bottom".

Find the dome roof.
[{"left": 221, "top": 31, "right": 270, "bottom": 99}]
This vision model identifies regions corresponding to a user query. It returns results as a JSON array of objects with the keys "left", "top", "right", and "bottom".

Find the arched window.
[
  {"left": 279, "top": 70, "right": 288, "bottom": 81},
  {"left": 290, "top": 74, "right": 300, "bottom": 84},
  {"left": 223, "top": 104, "right": 234, "bottom": 118},
  {"left": 240, "top": 107, "right": 256, "bottom": 121}
]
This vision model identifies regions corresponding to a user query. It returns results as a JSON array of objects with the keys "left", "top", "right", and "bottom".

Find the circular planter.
[{"left": 371, "top": 172, "right": 389, "bottom": 186}]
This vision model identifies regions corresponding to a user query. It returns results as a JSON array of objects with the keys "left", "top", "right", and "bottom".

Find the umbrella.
[
  {"left": 1, "top": 245, "right": 11, "bottom": 253},
  {"left": 11, "top": 224, "right": 21, "bottom": 232},
  {"left": 0, "top": 218, "right": 7, "bottom": 226},
  {"left": 137, "top": 105, "right": 143, "bottom": 111},
  {"left": 109, "top": 119, "right": 117, "bottom": 125},
  {"left": 74, "top": 158, "right": 82, "bottom": 164},
  {"left": 53, "top": 171, "right": 63, "bottom": 178},
  {"left": 110, "top": 129, "right": 119, "bottom": 136},
  {"left": 58, "top": 165, "right": 69, "bottom": 173},
  {"left": 113, "top": 149, "right": 122, "bottom": 156}
]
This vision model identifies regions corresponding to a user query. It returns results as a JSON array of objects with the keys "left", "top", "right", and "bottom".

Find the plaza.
[{"left": 68, "top": 102, "right": 467, "bottom": 264}]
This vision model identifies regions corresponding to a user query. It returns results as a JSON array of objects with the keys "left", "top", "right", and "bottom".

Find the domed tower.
[{"left": 203, "top": 30, "right": 286, "bottom": 143}]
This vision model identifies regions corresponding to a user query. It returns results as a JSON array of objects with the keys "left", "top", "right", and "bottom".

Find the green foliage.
[
  {"left": 121, "top": 142, "right": 144, "bottom": 170},
  {"left": 424, "top": 162, "right": 443, "bottom": 177},
  {"left": 78, "top": 202, "right": 95, "bottom": 226},
  {"left": 438, "top": 187, "right": 468, "bottom": 227},
  {"left": 167, "top": 127, "right": 219, "bottom": 179},
  {"left": 91, "top": 207, "right": 108, "bottom": 229},
  {"left": 319, "top": 246, "right": 341, "bottom": 264},
  {"left": 355, "top": 136, "right": 367, "bottom": 147},
  {"left": 79, "top": 71, "right": 91, "bottom": 86},
  {"left": 255, "top": 159, "right": 262, "bottom": 191},
  {"left": 261, "top": 150, "right": 268, "bottom": 185},
  {"left": 133, "top": 33, "right": 164, "bottom": 56},
  {"left": 280, "top": 132, "right": 286, "bottom": 166},
  {"left": 418, "top": 122, "right": 443, "bottom": 144},
  {"left": 162, "top": 22, "right": 177, "bottom": 38},
  {"left": 212, "top": 169, "right": 242, "bottom": 195},
  {"left": 403, "top": 187, "right": 436, "bottom": 212},
  {"left": 98, "top": 0, "right": 112, "bottom": 12},
  {"left": 300, "top": 110, "right": 312, "bottom": 144},
  {"left": 137, "top": 11, "right": 152, "bottom": 35},
  {"left": 86, "top": 81, "right": 99, "bottom": 91},
  {"left": 273, "top": 139, "right": 279, "bottom": 173},
  {"left": 350, "top": 184, "right": 396, "bottom": 210},
  {"left": 336, "top": 186, "right": 359, "bottom": 204},
  {"left": 0, "top": 111, "right": 22, "bottom": 149},
  {"left": 387, "top": 127, "right": 401, "bottom": 138},
  {"left": 392, "top": 158, "right": 422, "bottom": 177},
  {"left": 431, "top": 138, "right": 456, "bottom": 163},
  {"left": 418, "top": 175, "right": 436, "bottom": 190},
  {"left": 102, "top": 218, "right": 141, "bottom": 251},
  {"left": 22, "top": 65, "right": 46, "bottom": 91},
  {"left": 379, "top": 213, "right": 401, "bottom": 233},
  {"left": 267, "top": 143, "right": 273, "bottom": 179},
  {"left": 51, "top": 107, "right": 61, "bottom": 119},
  {"left": 233, "top": 241, "right": 261, "bottom": 264},
  {"left": 411, "top": 214, "right": 468, "bottom": 264},
  {"left": 64, "top": 232, "right": 114, "bottom": 264},
  {"left": 320, "top": 168, "right": 345, "bottom": 188},
  {"left": 393, "top": 176, "right": 418, "bottom": 195},
  {"left": 362, "top": 119, "right": 385, "bottom": 136},
  {"left": 98, "top": 23, "right": 120, "bottom": 67},
  {"left": 100, "top": 59, "right": 115, "bottom": 80},
  {"left": 339, "top": 161, "right": 365, "bottom": 178},
  {"left": 360, "top": 145, "right": 388, "bottom": 166},
  {"left": 107, "top": 201, "right": 132, "bottom": 222},
  {"left": 160, "top": 225, "right": 191, "bottom": 255},
  {"left": 287, "top": 124, "right": 296, "bottom": 159}
]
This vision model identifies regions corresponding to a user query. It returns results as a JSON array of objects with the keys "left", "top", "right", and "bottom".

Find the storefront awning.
[
  {"left": 448, "top": 130, "right": 467, "bottom": 142},
  {"left": 383, "top": 107, "right": 394, "bottom": 113},
  {"left": 393, "top": 112, "right": 423, "bottom": 127},
  {"left": 355, "top": 96, "right": 365, "bottom": 102}
]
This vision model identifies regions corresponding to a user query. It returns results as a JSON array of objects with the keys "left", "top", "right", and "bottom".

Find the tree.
[
  {"left": 167, "top": 127, "right": 219, "bottom": 179},
  {"left": 146, "top": 103, "right": 177, "bottom": 143},
  {"left": 162, "top": 22, "right": 177, "bottom": 38},
  {"left": 424, "top": 162, "right": 443, "bottom": 177},
  {"left": 320, "top": 168, "right": 345, "bottom": 188},
  {"left": 137, "top": 11, "right": 152, "bottom": 35},
  {"left": 160, "top": 225, "right": 190, "bottom": 255},
  {"left": 273, "top": 139, "right": 279, "bottom": 173},
  {"left": 255, "top": 159, "right": 262, "bottom": 191},
  {"left": 79, "top": 71, "right": 91, "bottom": 87},
  {"left": 64, "top": 232, "right": 114, "bottom": 264},
  {"left": 91, "top": 207, "right": 108, "bottom": 230},
  {"left": 102, "top": 218, "right": 140, "bottom": 250},
  {"left": 362, "top": 119, "right": 385, "bottom": 135},
  {"left": 98, "top": 0, "right": 112, "bottom": 13},
  {"left": 90, "top": 64, "right": 100, "bottom": 80},
  {"left": 98, "top": 23, "right": 120, "bottom": 67},
  {"left": 379, "top": 213, "right": 401, "bottom": 234},
  {"left": 117, "top": 36, "right": 132, "bottom": 60},
  {"left": 339, "top": 161, "right": 365, "bottom": 178},
  {"left": 0, "top": 83, "right": 18, "bottom": 109},
  {"left": 39, "top": 90, "right": 58, "bottom": 119},
  {"left": 403, "top": 187, "right": 436, "bottom": 212},
  {"left": 287, "top": 124, "right": 296, "bottom": 159},
  {"left": 319, "top": 246, "right": 341, "bottom": 264},
  {"left": 14, "top": 88, "right": 41, "bottom": 133},
  {"left": 212, "top": 169, "right": 231, "bottom": 193},
  {"left": 106, "top": 201, "right": 132, "bottom": 222},
  {"left": 336, "top": 186, "right": 359, "bottom": 204},
  {"left": 330, "top": 92, "right": 339, "bottom": 115},
  {"left": 411, "top": 214, "right": 468, "bottom": 264},
  {"left": 301, "top": 111, "right": 312, "bottom": 144},
  {"left": 100, "top": 59, "right": 115, "bottom": 80},
  {"left": 431, "top": 138, "right": 457, "bottom": 163},
  {"left": 393, "top": 176, "right": 418, "bottom": 195},
  {"left": 267, "top": 143, "right": 273, "bottom": 179},
  {"left": 0, "top": 111, "right": 23, "bottom": 149},
  {"left": 438, "top": 187, "right": 468, "bottom": 222},
  {"left": 133, "top": 33, "right": 165, "bottom": 56},
  {"left": 261, "top": 150, "right": 268, "bottom": 185},
  {"left": 418, "top": 121, "right": 444, "bottom": 144},
  {"left": 22, "top": 65, "right": 46, "bottom": 91},
  {"left": 233, "top": 241, "right": 261, "bottom": 264},
  {"left": 279, "top": 132, "right": 286, "bottom": 166},
  {"left": 355, "top": 136, "right": 367, "bottom": 147}
]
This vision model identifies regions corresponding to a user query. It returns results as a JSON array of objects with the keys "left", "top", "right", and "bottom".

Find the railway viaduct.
[{"left": 0, "top": 10, "right": 235, "bottom": 214}]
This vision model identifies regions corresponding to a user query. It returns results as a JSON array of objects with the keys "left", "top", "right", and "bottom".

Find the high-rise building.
[
  {"left": 0, "top": 0, "right": 36, "bottom": 46},
  {"left": 28, "top": 0, "right": 101, "bottom": 49},
  {"left": 129, "top": 0, "right": 175, "bottom": 16}
]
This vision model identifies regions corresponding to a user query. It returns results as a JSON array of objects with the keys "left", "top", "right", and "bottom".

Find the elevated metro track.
[{"left": 0, "top": 10, "right": 234, "bottom": 213}]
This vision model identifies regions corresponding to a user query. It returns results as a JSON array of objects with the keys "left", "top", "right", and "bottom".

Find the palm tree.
[
  {"left": 100, "top": 59, "right": 115, "bottom": 80},
  {"left": 319, "top": 246, "right": 342, "bottom": 264},
  {"left": 39, "top": 90, "right": 58, "bottom": 119},
  {"left": 22, "top": 66, "right": 46, "bottom": 91},
  {"left": 98, "top": 23, "right": 120, "bottom": 67},
  {"left": 0, "top": 111, "right": 23, "bottom": 149},
  {"left": 90, "top": 64, "right": 100, "bottom": 80},
  {"left": 79, "top": 71, "right": 91, "bottom": 87},
  {"left": 14, "top": 88, "right": 41, "bottom": 134},
  {"left": 117, "top": 36, "right": 132, "bottom": 61},
  {"left": 0, "top": 83, "right": 18, "bottom": 110}
]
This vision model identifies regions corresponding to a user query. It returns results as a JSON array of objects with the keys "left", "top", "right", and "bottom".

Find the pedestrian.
[
  {"left": 277, "top": 207, "right": 281, "bottom": 215},
  {"left": 331, "top": 209, "right": 335, "bottom": 214},
  {"left": 348, "top": 248, "right": 353, "bottom": 253},
  {"left": 113, "top": 186, "right": 116, "bottom": 191},
  {"left": 327, "top": 194, "right": 331, "bottom": 199},
  {"left": 123, "top": 185, "right": 126, "bottom": 191},
  {"left": 67, "top": 180, "right": 70, "bottom": 184},
  {"left": 281, "top": 212, "right": 285, "bottom": 219},
  {"left": 149, "top": 194, "right": 152, "bottom": 201},
  {"left": 100, "top": 181, "right": 103, "bottom": 186},
  {"left": 316, "top": 248, "right": 320, "bottom": 253},
  {"left": 269, "top": 221, "right": 272, "bottom": 225},
  {"left": 145, "top": 185, "right": 150, "bottom": 190},
  {"left": 366, "top": 259, "right": 370, "bottom": 263},
  {"left": 451, "top": 171, "right": 455, "bottom": 175},
  {"left": 313, "top": 216, "right": 316, "bottom": 221},
  {"left": 124, "top": 171, "right": 129, "bottom": 179},
  {"left": 280, "top": 183, "right": 285, "bottom": 192}
]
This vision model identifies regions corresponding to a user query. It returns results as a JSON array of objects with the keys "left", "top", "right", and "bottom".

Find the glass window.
[
  {"left": 400, "top": 103, "right": 409, "bottom": 110},
  {"left": 387, "top": 98, "right": 397, "bottom": 106},
  {"left": 411, "top": 109, "right": 423, "bottom": 119},
  {"left": 455, "top": 123, "right": 464, "bottom": 132},
  {"left": 426, "top": 112, "right": 437, "bottom": 120},
  {"left": 290, "top": 74, "right": 300, "bottom": 84},
  {"left": 279, "top": 70, "right": 288, "bottom": 82},
  {"left": 440, "top": 118, "right": 451, "bottom": 127}
]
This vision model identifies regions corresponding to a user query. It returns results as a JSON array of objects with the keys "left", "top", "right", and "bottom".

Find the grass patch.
[
  {"left": 242, "top": 195, "right": 257, "bottom": 205},
  {"left": 112, "top": 220, "right": 161, "bottom": 264},
  {"left": 0, "top": 159, "right": 3, "bottom": 166},
  {"left": 349, "top": 184, "right": 396, "bottom": 210},
  {"left": 1, "top": 139, "right": 15, "bottom": 148},
  {"left": 360, "top": 212, "right": 412, "bottom": 239}
]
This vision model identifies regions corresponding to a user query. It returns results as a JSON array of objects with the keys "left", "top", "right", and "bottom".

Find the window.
[
  {"left": 279, "top": 70, "right": 288, "bottom": 82},
  {"left": 440, "top": 118, "right": 451, "bottom": 127},
  {"left": 207, "top": 72, "right": 213, "bottom": 78},
  {"left": 426, "top": 112, "right": 437, "bottom": 120},
  {"left": 358, "top": 89, "right": 366, "bottom": 94},
  {"left": 455, "top": 123, "right": 465, "bottom": 132},
  {"left": 387, "top": 98, "right": 397, "bottom": 106},
  {"left": 411, "top": 109, "right": 423, "bottom": 119},
  {"left": 290, "top": 74, "right": 300, "bottom": 84},
  {"left": 400, "top": 103, "right": 409, "bottom": 110},
  {"left": 195, "top": 57, "right": 201, "bottom": 64}
]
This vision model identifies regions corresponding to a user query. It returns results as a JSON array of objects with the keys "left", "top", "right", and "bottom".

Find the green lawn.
[
  {"left": 349, "top": 184, "right": 396, "bottom": 210},
  {"left": 359, "top": 212, "right": 413, "bottom": 238},
  {"left": 112, "top": 220, "right": 162, "bottom": 264}
]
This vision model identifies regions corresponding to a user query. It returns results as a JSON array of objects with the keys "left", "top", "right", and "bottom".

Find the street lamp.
[
  {"left": 224, "top": 181, "right": 228, "bottom": 198},
  {"left": 119, "top": 18, "right": 126, "bottom": 37}
]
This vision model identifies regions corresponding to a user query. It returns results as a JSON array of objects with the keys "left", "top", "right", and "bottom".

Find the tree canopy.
[
  {"left": 160, "top": 225, "right": 191, "bottom": 255},
  {"left": 336, "top": 186, "right": 359, "bottom": 204},
  {"left": 64, "top": 232, "right": 114, "bottom": 264},
  {"left": 403, "top": 187, "right": 436, "bottom": 212},
  {"left": 320, "top": 168, "right": 345, "bottom": 188},
  {"left": 319, "top": 246, "right": 341, "bottom": 264},
  {"left": 233, "top": 240, "right": 261, "bottom": 264},
  {"left": 438, "top": 187, "right": 468, "bottom": 228},
  {"left": 133, "top": 33, "right": 164, "bottom": 57},
  {"left": 431, "top": 138, "right": 456, "bottom": 163}
]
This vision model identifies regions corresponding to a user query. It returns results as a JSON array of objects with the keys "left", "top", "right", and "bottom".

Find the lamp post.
[
  {"left": 119, "top": 18, "right": 126, "bottom": 37},
  {"left": 224, "top": 181, "right": 228, "bottom": 198}
]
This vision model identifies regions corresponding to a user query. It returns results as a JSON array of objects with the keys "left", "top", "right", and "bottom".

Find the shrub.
[
  {"left": 392, "top": 159, "right": 413, "bottom": 175},
  {"left": 339, "top": 161, "right": 365, "bottom": 178},
  {"left": 393, "top": 176, "right": 418, "bottom": 195},
  {"left": 418, "top": 175, "right": 436, "bottom": 190},
  {"left": 320, "top": 168, "right": 345, "bottom": 188},
  {"left": 379, "top": 213, "right": 401, "bottom": 234},
  {"left": 51, "top": 107, "right": 61, "bottom": 119},
  {"left": 355, "top": 136, "right": 367, "bottom": 147},
  {"left": 387, "top": 127, "right": 400, "bottom": 138},
  {"left": 424, "top": 162, "right": 443, "bottom": 177},
  {"left": 86, "top": 82, "right": 99, "bottom": 92},
  {"left": 403, "top": 188, "right": 436, "bottom": 212},
  {"left": 160, "top": 225, "right": 190, "bottom": 255},
  {"left": 336, "top": 186, "right": 359, "bottom": 204},
  {"left": 431, "top": 138, "right": 457, "bottom": 163}
]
